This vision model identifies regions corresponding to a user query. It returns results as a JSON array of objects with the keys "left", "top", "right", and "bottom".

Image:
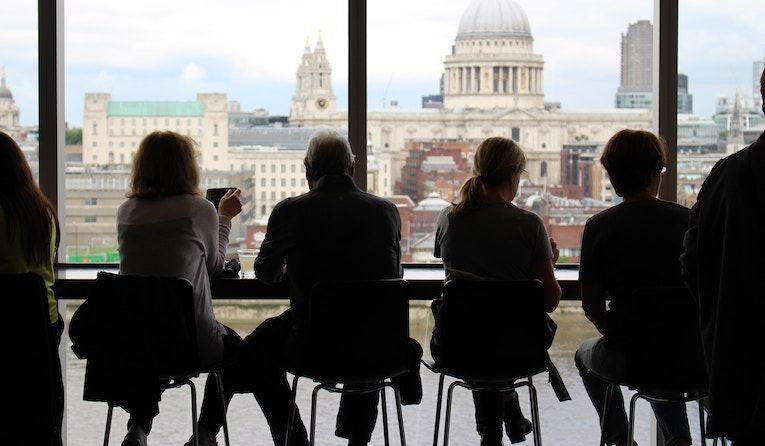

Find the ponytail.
[
  {"left": 453, "top": 176, "right": 485, "bottom": 214},
  {"left": 452, "top": 136, "right": 526, "bottom": 215}
]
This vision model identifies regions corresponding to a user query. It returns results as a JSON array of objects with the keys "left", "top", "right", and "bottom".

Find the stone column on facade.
[
  {"left": 512, "top": 67, "right": 519, "bottom": 93},
  {"left": 538, "top": 68, "right": 543, "bottom": 94},
  {"left": 529, "top": 68, "right": 535, "bottom": 94}
]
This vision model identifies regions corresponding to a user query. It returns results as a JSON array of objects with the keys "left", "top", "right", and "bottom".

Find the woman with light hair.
[
  {"left": 432, "top": 136, "right": 561, "bottom": 445},
  {"left": 115, "top": 131, "right": 243, "bottom": 446}
]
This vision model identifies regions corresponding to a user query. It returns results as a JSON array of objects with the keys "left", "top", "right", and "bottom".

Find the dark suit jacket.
[
  {"left": 682, "top": 131, "right": 765, "bottom": 438},
  {"left": 254, "top": 174, "right": 403, "bottom": 337}
]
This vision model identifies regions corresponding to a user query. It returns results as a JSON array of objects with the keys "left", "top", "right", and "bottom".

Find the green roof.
[{"left": 107, "top": 101, "right": 205, "bottom": 117}]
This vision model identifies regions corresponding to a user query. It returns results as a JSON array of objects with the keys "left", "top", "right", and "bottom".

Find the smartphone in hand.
[{"left": 206, "top": 187, "right": 233, "bottom": 211}]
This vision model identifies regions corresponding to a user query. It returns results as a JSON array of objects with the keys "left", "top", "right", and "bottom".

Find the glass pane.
[
  {"left": 0, "top": 2, "right": 38, "bottom": 181},
  {"left": 369, "top": 0, "right": 654, "bottom": 265},
  {"left": 64, "top": 1, "right": 347, "bottom": 264},
  {"left": 678, "top": 1, "right": 765, "bottom": 207}
]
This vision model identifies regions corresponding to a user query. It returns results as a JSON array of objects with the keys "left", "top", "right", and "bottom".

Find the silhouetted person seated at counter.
[
  {"left": 112, "top": 131, "right": 243, "bottom": 446},
  {"left": 575, "top": 130, "right": 691, "bottom": 446},
  {"left": 681, "top": 69, "right": 765, "bottom": 446},
  {"left": 194, "top": 130, "right": 423, "bottom": 446},
  {"left": 0, "top": 131, "right": 64, "bottom": 446},
  {"left": 432, "top": 137, "right": 562, "bottom": 446}
]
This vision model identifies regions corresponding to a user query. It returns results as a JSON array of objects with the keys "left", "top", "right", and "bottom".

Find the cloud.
[
  {"left": 4, "top": 0, "right": 765, "bottom": 125},
  {"left": 181, "top": 63, "right": 206, "bottom": 81},
  {"left": 96, "top": 71, "right": 115, "bottom": 83}
]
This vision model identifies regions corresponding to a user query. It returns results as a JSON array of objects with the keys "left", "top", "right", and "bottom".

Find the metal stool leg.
[
  {"left": 309, "top": 384, "right": 321, "bottom": 446},
  {"left": 599, "top": 384, "right": 615, "bottom": 446},
  {"left": 185, "top": 380, "right": 199, "bottom": 446},
  {"left": 627, "top": 393, "right": 641, "bottom": 446},
  {"left": 392, "top": 386, "right": 407, "bottom": 446},
  {"left": 381, "top": 388, "right": 390, "bottom": 446},
  {"left": 432, "top": 374, "right": 445, "bottom": 446},
  {"left": 526, "top": 380, "right": 543, "bottom": 446},
  {"left": 285, "top": 374, "right": 301, "bottom": 446},
  {"left": 103, "top": 405, "right": 114, "bottom": 446},
  {"left": 698, "top": 400, "right": 707, "bottom": 446},
  {"left": 213, "top": 371, "right": 231, "bottom": 446},
  {"left": 442, "top": 381, "right": 462, "bottom": 446}
]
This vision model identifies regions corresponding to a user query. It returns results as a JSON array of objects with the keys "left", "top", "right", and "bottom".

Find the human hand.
[
  {"left": 550, "top": 237, "right": 560, "bottom": 264},
  {"left": 218, "top": 188, "right": 242, "bottom": 219}
]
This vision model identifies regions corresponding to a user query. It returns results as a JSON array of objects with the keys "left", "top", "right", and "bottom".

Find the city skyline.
[{"left": 1, "top": 0, "right": 764, "bottom": 126}]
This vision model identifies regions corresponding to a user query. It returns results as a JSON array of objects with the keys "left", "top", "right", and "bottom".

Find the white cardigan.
[{"left": 117, "top": 194, "right": 231, "bottom": 365}]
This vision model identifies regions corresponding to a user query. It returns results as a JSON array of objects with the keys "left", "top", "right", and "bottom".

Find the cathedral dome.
[{"left": 457, "top": 0, "right": 532, "bottom": 40}]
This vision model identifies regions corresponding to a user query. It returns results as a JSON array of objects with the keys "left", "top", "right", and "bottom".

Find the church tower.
[{"left": 289, "top": 33, "right": 337, "bottom": 126}]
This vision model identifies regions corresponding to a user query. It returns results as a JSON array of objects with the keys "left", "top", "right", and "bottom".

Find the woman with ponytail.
[
  {"left": 0, "top": 131, "right": 63, "bottom": 443},
  {"left": 432, "top": 136, "right": 561, "bottom": 446}
]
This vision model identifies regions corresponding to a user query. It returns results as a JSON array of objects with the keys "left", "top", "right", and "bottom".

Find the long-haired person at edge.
[
  {"left": 112, "top": 131, "right": 244, "bottom": 446},
  {"left": 575, "top": 130, "right": 691, "bottom": 446},
  {"left": 0, "top": 131, "right": 64, "bottom": 446},
  {"left": 432, "top": 136, "right": 562, "bottom": 446},
  {"left": 681, "top": 69, "right": 765, "bottom": 445}
]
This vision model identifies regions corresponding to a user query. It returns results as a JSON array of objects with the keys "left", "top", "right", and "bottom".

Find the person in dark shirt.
[
  {"left": 680, "top": 69, "right": 765, "bottom": 445},
  {"left": 575, "top": 130, "right": 691, "bottom": 446},
  {"left": 195, "top": 131, "right": 422, "bottom": 446}
]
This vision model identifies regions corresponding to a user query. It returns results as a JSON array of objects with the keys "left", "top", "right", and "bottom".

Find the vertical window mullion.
[
  {"left": 349, "top": 0, "right": 367, "bottom": 190},
  {"left": 654, "top": 0, "right": 679, "bottom": 202},
  {"left": 38, "top": 0, "right": 66, "bottom": 251}
]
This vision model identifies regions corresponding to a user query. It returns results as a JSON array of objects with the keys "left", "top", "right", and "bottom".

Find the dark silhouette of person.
[
  {"left": 575, "top": 130, "right": 691, "bottom": 446},
  {"left": 0, "top": 131, "right": 63, "bottom": 446},
  {"left": 112, "top": 131, "right": 242, "bottom": 446},
  {"left": 433, "top": 136, "right": 561, "bottom": 446},
  {"left": 681, "top": 69, "right": 765, "bottom": 445},
  {"left": 194, "top": 130, "right": 423, "bottom": 446}
]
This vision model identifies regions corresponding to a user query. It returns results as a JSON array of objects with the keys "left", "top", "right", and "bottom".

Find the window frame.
[{"left": 38, "top": 0, "right": 679, "bottom": 263}]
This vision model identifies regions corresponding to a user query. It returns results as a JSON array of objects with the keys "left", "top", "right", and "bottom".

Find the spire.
[
  {"left": 304, "top": 36, "right": 311, "bottom": 54},
  {"left": 315, "top": 30, "right": 324, "bottom": 51},
  {"left": 0, "top": 66, "right": 13, "bottom": 100}
]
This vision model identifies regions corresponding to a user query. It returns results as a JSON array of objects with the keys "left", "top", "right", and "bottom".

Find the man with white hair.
[{"left": 194, "top": 131, "right": 422, "bottom": 446}]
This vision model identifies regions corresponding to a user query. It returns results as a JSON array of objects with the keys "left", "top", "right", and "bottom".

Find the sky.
[{"left": 1, "top": 0, "right": 763, "bottom": 127}]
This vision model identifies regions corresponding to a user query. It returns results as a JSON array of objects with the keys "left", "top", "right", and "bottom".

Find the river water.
[{"left": 64, "top": 303, "right": 704, "bottom": 445}]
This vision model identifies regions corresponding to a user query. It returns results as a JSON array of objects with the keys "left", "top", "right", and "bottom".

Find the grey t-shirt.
[{"left": 434, "top": 203, "right": 553, "bottom": 281}]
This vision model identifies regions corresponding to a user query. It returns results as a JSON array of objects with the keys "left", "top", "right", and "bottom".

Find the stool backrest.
[
  {"left": 1, "top": 272, "right": 60, "bottom": 444},
  {"left": 624, "top": 286, "right": 707, "bottom": 391},
  {"left": 304, "top": 279, "right": 409, "bottom": 376},
  {"left": 87, "top": 271, "right": 199, "bottom": 378},
  {"left": 436, "top": 279, "right": 547, "bottom": 375}
]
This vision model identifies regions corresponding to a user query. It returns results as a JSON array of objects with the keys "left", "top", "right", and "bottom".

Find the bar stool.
[
  {"left": 3, "top": 272, "right": 62, "bottom": 446},
  {"left": 584, "top": 286, "right": 713, "bottom": 446},
  {"left": 71, "top": 272, "right": 231, "bottom": 446},
  {"left": 283, "top": 279, "right": 417, "bottom": 446},
  {"left": 426, "top": 279, "right": 550, "bottom": 446}
]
